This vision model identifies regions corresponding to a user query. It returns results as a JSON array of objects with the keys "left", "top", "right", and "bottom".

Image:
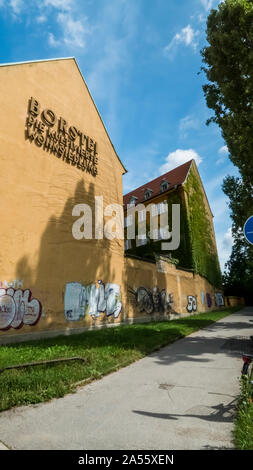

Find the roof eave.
[{"left": 123, "top": 184, "right": 182, "bottom": 209}]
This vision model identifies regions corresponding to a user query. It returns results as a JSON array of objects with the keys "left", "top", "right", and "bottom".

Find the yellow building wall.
[
  {"left": 124, "top": 256, "right": 243, "bottom": 321},
  {"left": 225, "top": 296, "right": 245, "bottom": 307},
  {"left": 0, "top": 59, "right": 125, "bottom": 340}
]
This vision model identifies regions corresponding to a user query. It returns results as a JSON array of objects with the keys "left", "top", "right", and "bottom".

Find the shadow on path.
[{"left": 133, "top": 398, "right": 237, "bottom": 424}]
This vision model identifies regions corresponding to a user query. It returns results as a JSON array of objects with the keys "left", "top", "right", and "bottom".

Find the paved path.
[{"left": 0, "top": 307, "right": 253, "bottom": 450}]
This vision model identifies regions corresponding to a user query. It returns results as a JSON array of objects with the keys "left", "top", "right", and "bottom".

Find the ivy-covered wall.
[
  {"left": 125, "top": 187, "right": 193, "bottom": 270},
  {"left": 184, "top": 166, "right": 222, "bottom": 287},
  {"left": 125, "top": 163, "right": 222, "bottom": 287}
]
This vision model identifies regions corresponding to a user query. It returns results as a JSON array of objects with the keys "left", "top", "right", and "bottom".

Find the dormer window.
[
  {"left": 129, "top": 196, "right": 138, "bottom": 206},
  {"left": 160, "top": 180, "right": 169, "bottom": 192},
  {"left": 144, "top": 188, "right": 153, "bottom": 200}
]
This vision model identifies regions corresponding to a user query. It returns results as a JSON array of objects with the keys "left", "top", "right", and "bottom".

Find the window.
[
  {"left": 138, "top": 209, "right": 146, "bottom": 222},
  {"left": 151, "top": 204, "right": 158, "bottom": 216},
  {"left": 160, "top": 181, "right": 169, "bottom": 192},
  {"left": 158, "top": 202, "right": 167, "bottom": 214},
  {"left": 129, "top": 196, "right": 138, "bottom": 206},
  {"left": 144, "top": 189, "right": 153, "bottom": 200},
  {"left": 124, "top": 215, "right": 133, "bottom": 227},
  {"left": 124, "top": 239, "right": 132, "bottom": 250}
]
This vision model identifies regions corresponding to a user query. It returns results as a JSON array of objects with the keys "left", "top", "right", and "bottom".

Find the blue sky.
[{"left": 0, "top": 0, "right": 237, "bottom": 270}]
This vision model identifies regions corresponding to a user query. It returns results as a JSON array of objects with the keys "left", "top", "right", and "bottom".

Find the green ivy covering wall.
[
  {"left": 125, "top": 188, "right": 193, "bottom": 270},
  {"left": 125, "top": 166, "right": 222, "bottom": 287},
  {"left": 184, "top": 168, "right": 222, "bottom": 287}
]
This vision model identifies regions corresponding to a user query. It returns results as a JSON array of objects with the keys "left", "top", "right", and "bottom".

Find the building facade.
[
  {"left": 0, "top": 58, "right": 242, "bottom": 344},
  {"left": 0, "top": 58, "right": 126, "bottom": 341},
  {"left": 123, "top": 159, "right": 222, "bottom": 288}
]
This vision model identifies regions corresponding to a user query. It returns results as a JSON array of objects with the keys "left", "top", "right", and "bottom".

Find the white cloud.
[
  {"left": 159, "top": 149, "right": 202, "bottom": 174},
  {"left": 200, "top": 0, "right": 224, "bottom": 12},
  {"left": 48, "top": 32, "right": 60, "bottom": 47},
  {"left": 200, "top": 0, "right": 214, "bottom": 11},
  {"left": 216, "top": 227, "right": 233, "bottom": 271},
  {"left": 216, "top": 157, "right": 225, "bottom": 166},
  {"left": 9, "top": 0, "right": 23, "bottom": 14},
  {"left": 219, "top": 145, "right": 228, "bottom": 154},
  {"left": 43, "top": 0, "right": 89, "bottom": 49},
  {"left": 222, "top": 227, "right": 233, "bottom": 251},
  {"left": 198, "top": 13, "right": 205, "bottom": 23},
  {"left": 164, "top": 25, "right": 199, "bottom": 59},
  {"left": 0, "top": 0, "right": 74, "bottom": 16},
  {"left": 48, "top": 10, "right": 90, "bottom": 49},
  {"left": 56, "top": 12, "right": 89, "bottom": 48},
  {"left": 43, "top": 0, "right": 73, "bottom": 10},
  {"left": 36, "top": 15, "right": 47, "bottom": 23},
  {"left": 179, "top": 115, "right": 199, "bottom": 138},
  {"left": 216, "top": 145, "right": 228, "bottom": 165}
]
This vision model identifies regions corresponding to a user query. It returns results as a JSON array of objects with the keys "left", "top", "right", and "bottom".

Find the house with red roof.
[{"left": 123, "top": 159, "right": 221, "bottom": 287}]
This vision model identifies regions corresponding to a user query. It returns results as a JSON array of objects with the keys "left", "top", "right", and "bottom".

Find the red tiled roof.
[{"left": 123, "top": 159, "right": 193, "bottom": 206}]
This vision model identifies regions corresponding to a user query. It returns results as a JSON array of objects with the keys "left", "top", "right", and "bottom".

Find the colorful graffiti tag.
[
  {"left": 64, "top": 281, "right": 122, "bottom": 321},
  {"left": 0, "top": 279, "right": 24, "bottom": 289},
  {"left": 129, "top": 286, "right": 175, "bottom": 315},
  {"left": 186, "top": 295, "right": 197, "bottom": 313},
  {"left": 206, "top": 293, "right": 212, "bottom": 308},
  {"left": 215, "top": 292, "right": 225, "bottom": 307},
  {"left": 0, "top": 288, "right": 42, "bottom": 330}
]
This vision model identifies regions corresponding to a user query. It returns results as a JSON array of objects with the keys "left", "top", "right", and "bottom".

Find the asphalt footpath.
[{"left": 0, "top": 307, "right": 252, "bottom": 450}]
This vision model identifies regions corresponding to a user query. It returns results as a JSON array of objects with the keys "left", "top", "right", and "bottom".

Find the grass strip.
[
  {"left": 0, "top": 306, "right": 242, "bottom": 412},
  {"left": 234, "top": 369, "right": 253, "bottom": 449}
]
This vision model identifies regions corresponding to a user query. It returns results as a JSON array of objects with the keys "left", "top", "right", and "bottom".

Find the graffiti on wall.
[
  {"left": 201, "top": 291, "right": 205, "bottom": 305},
  {"left": 129, "top": 286, "right": 175, "bottom": 315},
  {"left": 206, "top": 293, "right": 212, "bottom": 308},
  {"left": 64, "top": 281, "right": 122, "bottom": 321},
  {"left": 215, "top": 292, "right": 225, "bottom": 307},
  {"left": 0, "top": 288, "right": 42, "bottom": 331},
  {"left": 0, "top": 280, "right": 24, "bottom": 289},
  {"left": 186, "top": 295, "right": 197, "bottom": 313}
]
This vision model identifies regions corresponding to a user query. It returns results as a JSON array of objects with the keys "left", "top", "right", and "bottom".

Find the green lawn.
[{"left": 0, "top": 306, "right": 242, "bottom": 412}]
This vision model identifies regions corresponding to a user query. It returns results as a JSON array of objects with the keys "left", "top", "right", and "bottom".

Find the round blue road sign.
[{"left": 244, "top": 216, "right": 253, "bottom": 245}]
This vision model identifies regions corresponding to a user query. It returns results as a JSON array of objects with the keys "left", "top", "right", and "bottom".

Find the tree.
[
  {"left": 201, "top": 0, "right": 253, "bottom": 302},
  {"left": 222, "top": 174, "right": 252, "bottom": 231},
  {"left": 222, "top": 176, "right": 253, "bottom": 302},
  {"left": 223, "top": 233, "right": 253, "bottom": 304},
  {"left": 201, "top": 0, "right": 253, "bottom": 188}
]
